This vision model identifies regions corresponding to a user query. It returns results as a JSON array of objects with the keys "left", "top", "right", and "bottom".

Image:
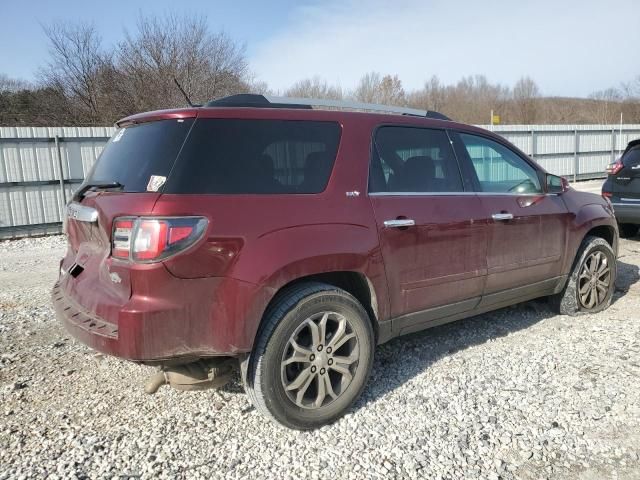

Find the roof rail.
[{"left": 205, "top": 94, "right": 451, "bottom": 120}]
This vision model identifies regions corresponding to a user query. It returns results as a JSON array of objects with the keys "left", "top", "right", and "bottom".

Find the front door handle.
[
  {"left": 492, "top": 213, "right": 514, "bottom": 221},
  {"left": 383, "top": 219, "right": 416, "bottom": 228}
]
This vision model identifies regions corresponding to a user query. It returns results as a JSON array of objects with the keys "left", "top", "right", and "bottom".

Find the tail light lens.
[
  {"left": 112, "top": 217, "right": 208, "bottom": 262},
  {"left": 606, "top": 160, "right": 623, "bottom": 175}
]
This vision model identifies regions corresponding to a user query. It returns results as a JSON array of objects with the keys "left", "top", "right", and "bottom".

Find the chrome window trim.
[
  {"left": 612, "top": 202, "right": 640, "bottom": 207},
  {"left": 368, "top": 191, "right": 553, "bottom": 197}
]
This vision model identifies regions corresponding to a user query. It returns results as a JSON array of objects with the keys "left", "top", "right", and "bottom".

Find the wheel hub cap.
[
  {"left": 280, "top": 311, "right": 360, "bottom": 409},
  {"left": 578, "top": 251, "right": 611, "bottom": 309}
]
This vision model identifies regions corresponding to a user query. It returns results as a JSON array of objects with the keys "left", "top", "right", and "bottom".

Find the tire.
[
  {"left": 244, "top": 282, "right": 374, "bottom": 430},
  {"left": 552, "top": 236, "right": 616, "bottom": 316},
  {"left": 618, "top": 223, "right": 639, "bottom": 239}
]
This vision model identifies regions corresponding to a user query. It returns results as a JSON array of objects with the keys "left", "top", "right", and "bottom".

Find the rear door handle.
[
  {"left": 491, "top": 213, "right": 514, "bottom": 221},
  {"left": 383, "top": 219, "right": 416, "bottom": 228}
]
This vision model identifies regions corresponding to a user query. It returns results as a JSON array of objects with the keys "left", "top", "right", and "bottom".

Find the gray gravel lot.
[{"left": 1, "top": 233, "right": 639, "bottom": 480}]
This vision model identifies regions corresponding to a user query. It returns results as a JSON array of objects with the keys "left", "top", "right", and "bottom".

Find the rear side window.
[
  {"left": 623, "top": 147, "right": 640, "bottom": 167},
  {"left": 165, "top": 119, "right": 341, "bottom": 194},
  {"left": 88, "top": 119, "right": 194, "bottom": 192},
  {"left": 369, "top": 126, "right": 463, "bottom": 193},
  {"left": 459, "top": 133, "right": 542, "bottom": 194}
]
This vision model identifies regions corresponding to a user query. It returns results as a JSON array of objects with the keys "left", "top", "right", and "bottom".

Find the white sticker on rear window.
[
  {"left": 112, "top": 129, "right": 126, "bottom": 142},
  {"left": 147, "top": 175, "right": 166, "bottom": 192}
]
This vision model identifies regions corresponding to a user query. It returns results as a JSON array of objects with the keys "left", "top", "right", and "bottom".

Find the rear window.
[
  {"left": 88, "top": 119, "right": 194, "bottom": 192},
  {"left": 165, "top": 119, "right": 341, "bottom": 194}
]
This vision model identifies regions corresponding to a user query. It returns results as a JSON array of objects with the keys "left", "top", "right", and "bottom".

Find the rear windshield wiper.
[{"left": 73, "top": 181, "right": 124, "bottom": 201}]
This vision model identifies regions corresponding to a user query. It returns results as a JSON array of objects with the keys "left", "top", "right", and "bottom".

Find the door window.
[
  {"left": 459, "top": 133, "right": 542, "bottom": 194},
  {"left": 369, "top": 127, "right": 463, "bottom": 193}
]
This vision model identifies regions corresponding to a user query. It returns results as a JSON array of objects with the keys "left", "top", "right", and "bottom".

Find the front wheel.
[
  {"left": 552, "top": 236, "right": 616, "bottom": 315},
  {"left": 244, "top": 282, "right": 374, "bottom": 430}
]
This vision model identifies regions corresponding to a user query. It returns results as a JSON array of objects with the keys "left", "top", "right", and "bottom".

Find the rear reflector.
[{"left": 112, "top": 217, "right": 207, "bottom": 262}]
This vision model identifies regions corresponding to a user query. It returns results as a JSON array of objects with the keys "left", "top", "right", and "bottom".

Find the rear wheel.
[
  {"left": 618, "top": 223, "right": 639, "bottom": 238},
  {"left": 552, "top": 236, "right": 616, "bottom": 315},
  {"left": 244, "top": 282, "right": 374, "bottom": 430}
]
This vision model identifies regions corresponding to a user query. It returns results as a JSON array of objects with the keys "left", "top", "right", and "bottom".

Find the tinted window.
[
  {"left": 369, "top": 127, "right": 463, "bottom": 193},
  {"left": 165, "top": 119, "right": 341, "bottom": 194},
  {"left": 459, "top": 133, "right": 542, "bottom": 194},
  {"left": 623, "top": 147, "right": 640, "bottom": 167},
  {"left": 88, "top": 119, "right": 194, "bottom": 192}
]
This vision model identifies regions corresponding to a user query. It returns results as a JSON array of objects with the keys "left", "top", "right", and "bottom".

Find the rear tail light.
[
  {"left": 111, "top": 217, "right": 208, "bottom": 262},
  {"left": 606, "top": 160, "right": 623, "bottom": 175},
  {"left": 602, "top": 191, "right": 613, "bottom": 198}
]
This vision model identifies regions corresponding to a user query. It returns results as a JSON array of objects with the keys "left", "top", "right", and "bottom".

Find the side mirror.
[{"left": 546, "top": 174, "right": 569, "bottom": 194}]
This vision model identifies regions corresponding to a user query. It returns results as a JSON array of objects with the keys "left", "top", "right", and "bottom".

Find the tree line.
[{"left": 1, "top": 13, "right": 638, "bottom": 126}]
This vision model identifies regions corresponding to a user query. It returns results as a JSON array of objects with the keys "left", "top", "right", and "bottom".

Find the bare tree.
[
  {"left": 589, "top": 88, "right": 622, "bottom": 124},
  {"left": 406, "top": 75, "right": 446, "bottom": 112},
  {"left": 116, "top": 14, "right": 249, "bottom": 113},
  {"left": 0, "top": 74, "right": 30, "bottom": 93},
  {"left": 621, "top": 75, "right": 640, "bottom": 99},
  {"left": 285, "top": 76, "right": 343, "bottom": 99},
  {"left": 512, "top": 76, "right": 540, "bottom": 124},
  {"left": 40, "top": 21, "right": 111, "bottom": 123},
  {"left": 353, "top": 72, "right": 405, "bottom": 105}
]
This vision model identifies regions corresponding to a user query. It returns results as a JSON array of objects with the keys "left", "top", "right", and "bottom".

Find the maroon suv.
[{"left": 53, "top": 94, "right": 618, "bottom": 429}]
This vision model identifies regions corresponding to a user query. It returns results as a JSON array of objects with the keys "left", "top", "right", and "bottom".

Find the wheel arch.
[
  {"left": 562, "top": 202, "right": 619, "bottom": 275},
  {"left": 257, "top": 271, "right": 383, "bottom": 345},
  {"left": 584, "top": 224, "right": 616, "bottom": 248}
]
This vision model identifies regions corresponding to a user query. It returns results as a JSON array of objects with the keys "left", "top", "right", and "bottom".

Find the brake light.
[
  {"left": 134, "top": 220, "right": 168, "bottom": 260},
  {"left": 111, "top": 217, "right": 208, "bottom": 262},
  {"left": 602, "top": 191, "right": 613, "bottom": 198},
  {"left": 606, "top": 160, "right": 623, "bottom": 175}
]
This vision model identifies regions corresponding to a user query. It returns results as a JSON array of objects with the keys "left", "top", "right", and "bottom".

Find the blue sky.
[{"left": 1, "top": 0, "right": 638, "bottom": 97}]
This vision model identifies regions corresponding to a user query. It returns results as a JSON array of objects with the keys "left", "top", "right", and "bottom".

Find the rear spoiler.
[
  {"left": 623, "top": 139, "right": 640, "bottom": 156},
  {"left": 115, "top": 108, "right": 199, "bottom": 128}
]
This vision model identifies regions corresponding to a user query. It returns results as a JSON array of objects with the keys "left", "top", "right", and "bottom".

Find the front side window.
[
  {"left": 459, "top": 133, "right": 542, "bottom": 194},
  {"left": 369, "top": 126, "right": 463, "bottom": 193},
  {"left": 166, "top": 119, "right": 341, "bottom": 194}
]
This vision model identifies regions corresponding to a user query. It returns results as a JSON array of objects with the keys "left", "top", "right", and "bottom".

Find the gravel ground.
[{"left": 1, "top": 234, "right": 640, "bottom": 480}]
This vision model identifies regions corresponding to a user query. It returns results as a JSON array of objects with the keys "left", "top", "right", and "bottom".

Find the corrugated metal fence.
[
  {"left": 1, "top": 123, "right": 639, "bottom": 240},
  {"left": 0, "top": 126, "right": 114, "bottom": 239},
  {"left": 486, "top": 124, "right": 640, "bottom": 180}
]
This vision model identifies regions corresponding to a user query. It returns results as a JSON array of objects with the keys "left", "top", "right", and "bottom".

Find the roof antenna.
[{"left": 173, "top": 78, "right": 198, "bottom": 107}]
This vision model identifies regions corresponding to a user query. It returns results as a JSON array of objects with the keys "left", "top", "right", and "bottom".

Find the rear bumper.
[
  {"left": 612, "top": 202, "right": 640, "bottom": 224},
  {"left": 52, "top": 267, "right": 267, "bottom": 362}
]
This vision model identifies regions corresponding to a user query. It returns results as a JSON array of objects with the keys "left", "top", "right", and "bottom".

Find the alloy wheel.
[
  {"left": 578, "top": 251, "right": 611, "bottom": 309},
  {"left": 280, "top": 311, "right": 360, "bottom": 409}
]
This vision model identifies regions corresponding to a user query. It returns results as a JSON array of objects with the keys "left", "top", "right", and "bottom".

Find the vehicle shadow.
[
  {"left": 226, "top": 259, "right": 639, "bottom": 415},
  {"left": 354, "top": 258, "right": 639, "bottom": 411},
  {"left": 612, "top": 258, "right": 640, "bottom": 305}
]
